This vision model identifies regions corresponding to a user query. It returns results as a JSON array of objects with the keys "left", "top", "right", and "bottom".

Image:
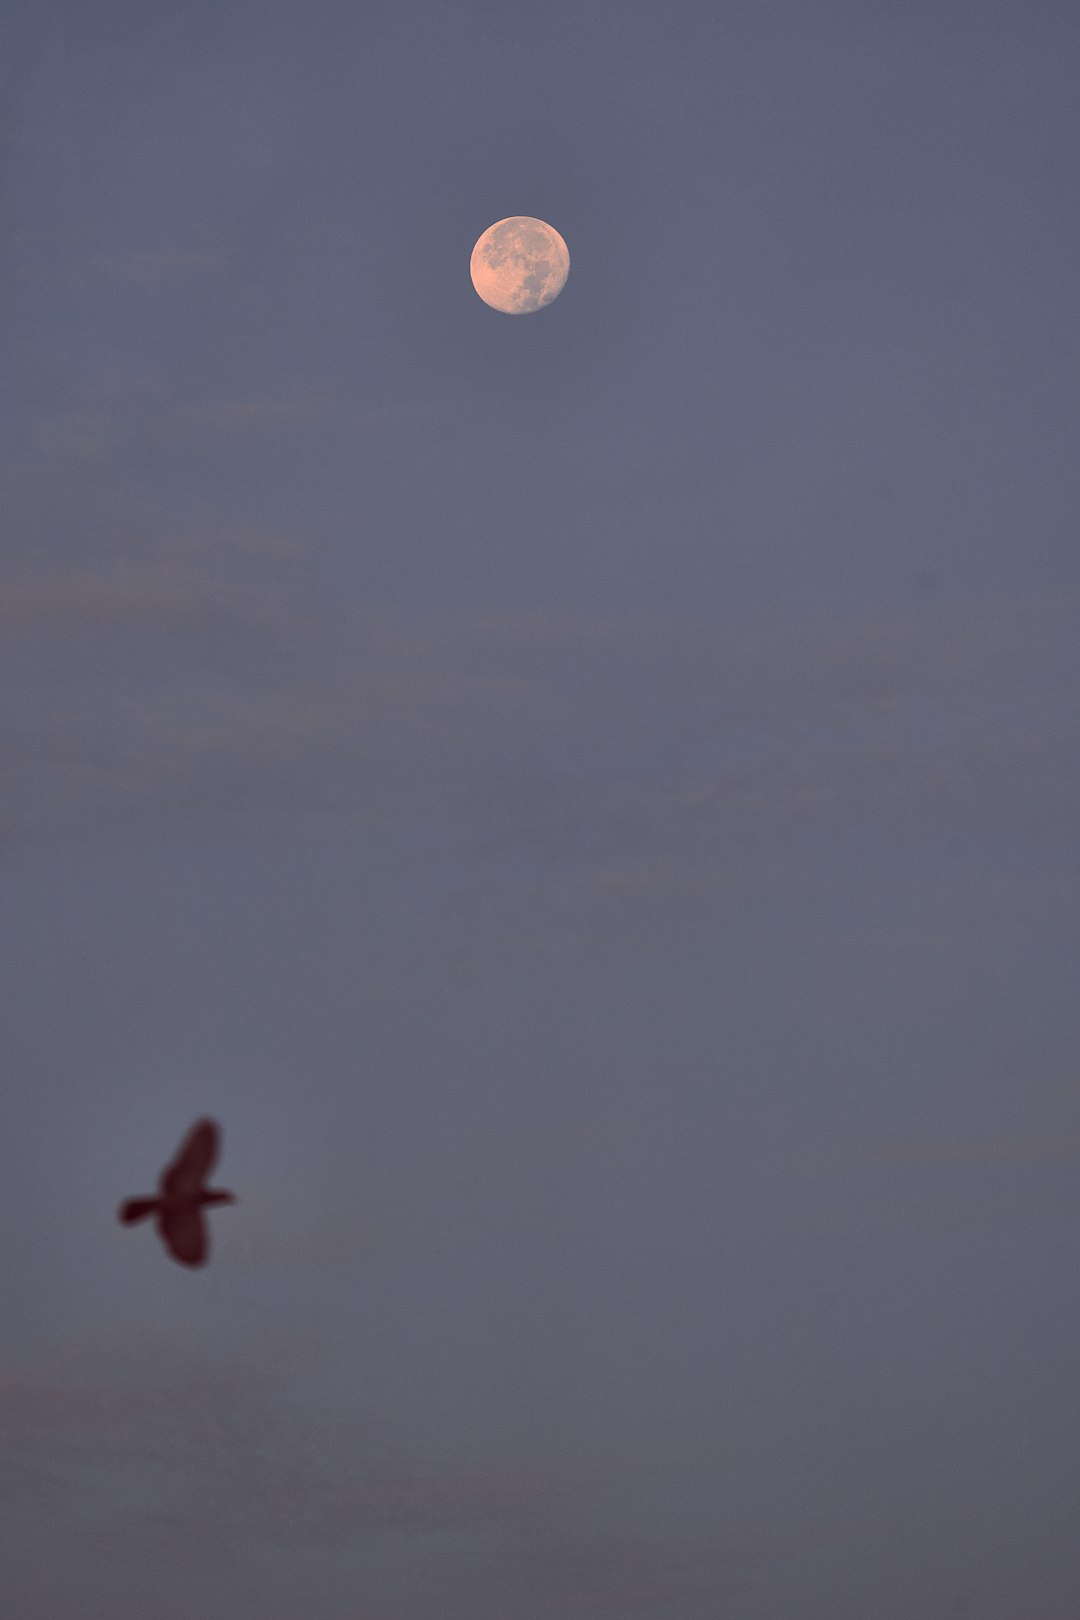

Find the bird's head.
[{"left": 200, "top": 1188, "right": 237, "bottom": 1207}]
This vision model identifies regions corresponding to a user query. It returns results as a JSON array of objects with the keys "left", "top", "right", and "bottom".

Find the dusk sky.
[{"left": 2, "top": 3, "right": 1079, "bottom": 1616}]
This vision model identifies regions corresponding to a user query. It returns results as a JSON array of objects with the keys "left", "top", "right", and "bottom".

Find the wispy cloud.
[
  {"left": 172, "top": 397, "right": 319, "bottom": 434},
  {"left": 786, "top": 1064, "right": 1080, "bottom": 1234},
  {"left": 3, "top": 529, "right": 1077, "bottom": 947},
  {"left": 0, "top": 526, "right": 311, "bottom": 643},
  {"left": 794, "top": 1124, "right": 1080, "bottom": 1175},
  {"left": 0, "top": 527, "right": 692, "bottom": 843},
  {"left": 87, "top": 250, "right": 220, "bottom": 283},
  {"left": 1, "top": 1359, "right": 554, "bottom": 1559},
  {"left": 14, "top": 246, "right": 219, "bottom": 290},
  {"left": 0, "top": 1356, "right": 752, "bottom": 1613},
  {"left": 0, "top": 1374, "right": 106, "bottom": 1429}
]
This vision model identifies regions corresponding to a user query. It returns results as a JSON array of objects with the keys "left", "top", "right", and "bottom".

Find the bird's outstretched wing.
[
  {"left": 160, "top": 1118, "right": 220, "bottom": 1198},
  {"left": 159, "top": 1206, "right": 209, "bottom": 1267}
]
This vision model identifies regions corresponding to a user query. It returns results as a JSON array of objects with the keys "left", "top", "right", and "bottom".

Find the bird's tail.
[{"left": 118, "top": 1197, "right": 159, "bottom": 1224}]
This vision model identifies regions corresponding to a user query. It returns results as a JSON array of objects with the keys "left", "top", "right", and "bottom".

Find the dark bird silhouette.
[{"left": 118, "top": 1118, "right": 236, "bottom": 1267}]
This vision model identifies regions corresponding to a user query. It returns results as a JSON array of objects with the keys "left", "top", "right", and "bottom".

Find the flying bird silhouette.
[{"left": 118, "top": 1118, "right": 236, "bottom": 1267}]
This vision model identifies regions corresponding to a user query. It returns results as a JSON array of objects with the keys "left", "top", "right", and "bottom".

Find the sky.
[{"left": 1, "top": 1, "right": 1079, "bottom": 1615}]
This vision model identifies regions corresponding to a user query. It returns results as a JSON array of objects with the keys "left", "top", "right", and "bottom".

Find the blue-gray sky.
[{"left": 2, "top": 2, "right": 1079, "bottom": 1615}]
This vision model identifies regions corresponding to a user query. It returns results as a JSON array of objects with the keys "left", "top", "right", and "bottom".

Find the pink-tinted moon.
[{"left": 469, "top": 217, "right": 570, "bottom": 314}]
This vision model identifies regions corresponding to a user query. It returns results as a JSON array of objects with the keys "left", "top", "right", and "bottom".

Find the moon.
[{"left": 469, "top": 217, "right": 570, "bottom": 314}]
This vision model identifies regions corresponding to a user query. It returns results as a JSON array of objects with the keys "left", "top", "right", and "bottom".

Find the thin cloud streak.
[{"left": 3, "top": 534, "right": 1077, "bottom": 901}]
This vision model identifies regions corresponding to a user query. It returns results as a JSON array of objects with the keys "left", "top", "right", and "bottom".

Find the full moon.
[{"left": 469, "top": 217, "right": 570, "bottom": 314}]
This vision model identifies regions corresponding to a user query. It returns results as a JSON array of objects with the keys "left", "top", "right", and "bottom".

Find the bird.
[{"left": 118, "top": 1117, "right": 236, "bottom": 1267}]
